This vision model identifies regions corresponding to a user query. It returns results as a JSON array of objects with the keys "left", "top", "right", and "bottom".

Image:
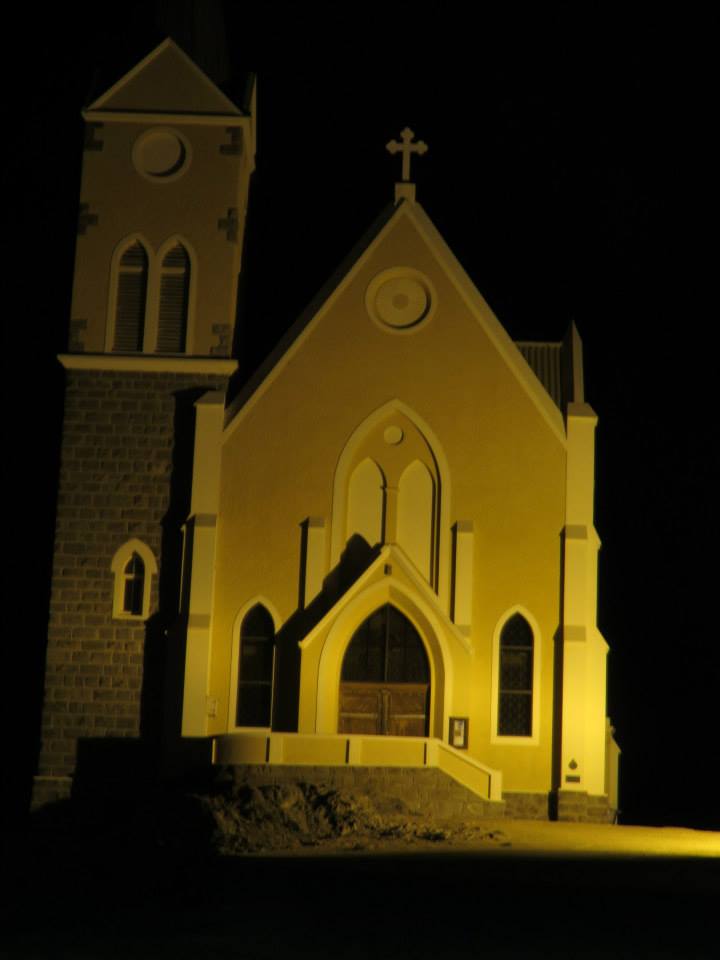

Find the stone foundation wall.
[
  {"left": 32, "top": 368, "right": 228, "bottom": 810},
  {"left": 502, "top": 791, "right": 550, "bottom": 820},
  {"left": 555, "top": 790, "right": 616, "bottom": 823},
  {"left": 219, "top": 772, "right": 616, "bottom": 825},
  {"left": 30, "top": 776, "right": 73, "bottom": 809},
  {"left": 220, "top": 764, "right": 506, "bottom": 820}
]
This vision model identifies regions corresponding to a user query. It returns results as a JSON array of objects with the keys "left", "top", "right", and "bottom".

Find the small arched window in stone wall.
[
  {"left": 113, "top": 241, "right": 148, "bottom": 352},
  {"left": 122, "top": 554, "right": 145, "bottom": 616},
  {"left": 498, "top": 613, "right": 534, "bottom": 736},
  {"left": 236, "top": 604, "right": 275, "bottom": 727},
  {"left": 110, "top": 539, "right": 158, "bottom": 621},
  {"left": 156, "top": 242, "right": 189, "bottom": 353}
]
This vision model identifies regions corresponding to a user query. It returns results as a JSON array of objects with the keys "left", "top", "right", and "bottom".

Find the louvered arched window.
[
  {"left": 498, "top": 613, "right": 534, "bottom": 736},
  {"left": 236, "top": 604, "right": 275, "bottom": 727},
  {"left": 113, "top": 241, "right": 148, "bottom": 352},
  {"left": 156, "top": 242, "right": 189, "bottom": 353}
]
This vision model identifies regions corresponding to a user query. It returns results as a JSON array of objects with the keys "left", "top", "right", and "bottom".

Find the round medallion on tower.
[
  {"left": 366, "top": 268, "right": 435, "bottom": 332},
  {"left": 132, "top": 128, "right": 191, "bottom": 181}
]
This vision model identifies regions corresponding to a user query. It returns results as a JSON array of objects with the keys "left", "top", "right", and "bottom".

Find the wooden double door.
[
  {"left": 339, "top": 682, "right": 429, "bottom": 736},
  {"left": 338, "top": 604, "right": 430, "bottom": 737}
]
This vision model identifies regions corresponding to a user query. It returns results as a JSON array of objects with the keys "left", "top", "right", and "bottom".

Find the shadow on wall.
[
  {"left": 71, "top": 387, "right": 215, "bottom": 801},
  {"left": 273, "top": 535, "right": 379, "bottom": 731},
  {"left": 71, "top": 533, "right": 380, "bottom": 798}
]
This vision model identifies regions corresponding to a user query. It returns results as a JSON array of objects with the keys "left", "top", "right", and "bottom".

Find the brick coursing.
[
  {"left": 31, "top": 776, "right": 73, "bottom": 809},
  {"left": 33, "top": 369, "right": 228, "bottom": 806},
  {"left": 503, "top": 791, "right": 550, "bottom": 820},
  {"left": 556, "top": 790, "right": 615, "bottom": 824}
]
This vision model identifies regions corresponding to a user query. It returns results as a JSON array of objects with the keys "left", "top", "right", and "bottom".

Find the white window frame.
[
  {"left": 490, "top": 605, "right": 542, "bottom": 745},
  {"left": 228, "top": 598, "right": 281, "bottom": 732},
  {"left": 106, "top": 235, "right": 196, "bottom": 355},
  {"left": 110, "top": 539, "right": 158, "bottom": 621}
]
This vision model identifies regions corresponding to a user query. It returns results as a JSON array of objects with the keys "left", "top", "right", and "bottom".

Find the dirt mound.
[
  {"left": 201, "top": 780, "right": 508, "bottom": 854},
  {"left": 22, "top": 773, "right": 509, "bottom": 859}
]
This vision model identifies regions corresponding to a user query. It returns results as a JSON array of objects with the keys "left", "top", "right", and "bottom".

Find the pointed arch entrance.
[{"left": 338, "top": 604, "right": 430, "bottom": 736}]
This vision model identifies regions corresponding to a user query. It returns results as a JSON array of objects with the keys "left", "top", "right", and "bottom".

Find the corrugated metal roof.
[{"left": 516, "top": 341, "right": 564, "bottom": 410}]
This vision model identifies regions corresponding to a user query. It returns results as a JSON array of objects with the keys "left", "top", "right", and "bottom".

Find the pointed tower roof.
[{"left": 86, "top": 38, "right": 243, "bottom": 118}]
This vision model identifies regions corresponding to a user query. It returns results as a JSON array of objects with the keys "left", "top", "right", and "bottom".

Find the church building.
[{"left": 33, "top": 39, "right": 619, "bottom": 822}]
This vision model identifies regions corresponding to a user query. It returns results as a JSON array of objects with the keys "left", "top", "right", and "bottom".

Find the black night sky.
[{"left": 10, "top": 2, "right": 717, "bottom": 830}]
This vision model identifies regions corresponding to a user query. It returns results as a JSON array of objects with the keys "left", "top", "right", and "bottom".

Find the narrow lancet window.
[
  {"left": 397, "top": 459, "right": 434, "bottom": 582},
  {"left": 498, "top": 613, "right": 534, "bottom": 736},
  {"left": 113, "top": 241, "right": 148, "bottom": 352},
  {"left": 156, "top": 243, "right": 189, "bottom": 353},
  {"left": 122, "top": 553, "right": 145, "bottom": 616},
  {"left": 346, "top": 458, "right": 384, "bottom": 548},
  {"left": 236, "top": 605, "right": 275, "bottom": 727}
]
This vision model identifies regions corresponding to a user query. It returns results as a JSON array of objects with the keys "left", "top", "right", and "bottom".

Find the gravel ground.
[{"left": 5, "top": 781, "right": 718, "bottom": 958}]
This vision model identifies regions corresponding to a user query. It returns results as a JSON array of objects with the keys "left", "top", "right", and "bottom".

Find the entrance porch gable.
[{"left": 297, "top": 545, "right": 471, "bottom": 738}]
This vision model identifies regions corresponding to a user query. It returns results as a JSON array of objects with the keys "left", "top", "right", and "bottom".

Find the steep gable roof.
[
  {"left": 225, "top": 198, "right": 567, "bottom": 445},
  {"left": 86, "top": 38, "right": 243, "bottom": 117}
]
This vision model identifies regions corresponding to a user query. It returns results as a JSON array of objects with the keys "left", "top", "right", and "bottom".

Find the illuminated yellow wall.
[
  {"left": 35, "top": 37, "right": 616, "bottom": 814},
  {"left": 70, "top": 40, "right": 254, "bottom": 358},
  {"left": 193, "top": 203, "right": 569, "bottom": 795},
  {"left": 73, "top": 126, "right": 248, "bottom": 354}
]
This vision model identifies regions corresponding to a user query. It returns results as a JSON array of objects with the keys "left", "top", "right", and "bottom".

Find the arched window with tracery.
[
  {"left": 498, "top": 613, "right": 534, "bottom": 736},
  {"left": 236, "top": 604, "right": 275, "bottom": 727},
  {"left": 113, "top": 240, "right": 148, "bottom": 352},
  {"left": 156, "top": 242, "right": 189, "bottom": 353},
  {"left": 331, "top": 404, "right": 448, "bottom": 598}
]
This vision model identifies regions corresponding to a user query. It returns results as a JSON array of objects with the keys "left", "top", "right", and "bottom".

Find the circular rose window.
[
  {"left": 366, "top": 268, "right": 435, "bottom": 332},
  {"left": 133, "top": 129, "right": 190, "bottom": 181}
]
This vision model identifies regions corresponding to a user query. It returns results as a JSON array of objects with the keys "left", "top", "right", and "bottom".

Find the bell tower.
[
  {"left": 69, "top": 38, "right": 255, "bottom": 358},
  {"left": 32, "top": 40, "right": 255, "bottom": 808}
]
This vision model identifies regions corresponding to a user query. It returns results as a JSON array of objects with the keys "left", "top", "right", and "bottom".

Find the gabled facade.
[{"left": 34, "top": 41, "right": 619, "bottom": 821}]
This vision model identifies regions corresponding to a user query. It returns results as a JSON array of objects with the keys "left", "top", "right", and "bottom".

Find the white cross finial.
[{"left": 386, "top": 127, "right": 428, "bottom": 182}]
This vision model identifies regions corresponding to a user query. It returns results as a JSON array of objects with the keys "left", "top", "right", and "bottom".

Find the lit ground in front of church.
[
  {"left": 10, "top": 807, "right": 717, "bottom": 959},
  {"left": 266, "top": 819, "right": 720, "bottom": 859}
]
